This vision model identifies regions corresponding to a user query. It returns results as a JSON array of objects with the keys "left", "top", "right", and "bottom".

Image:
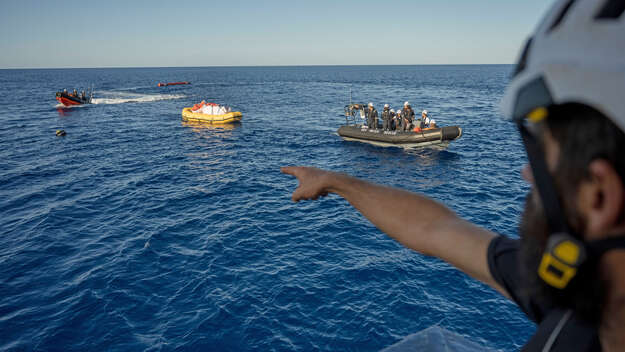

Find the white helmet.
[
  {"left": 422, "top": 110, "right": 428, "bottom": 115},
  {"left": 384, "top": 104, "right": 389, "bottom": 108},
  {"left": 390, "top": 109, "right": 395, "bottom": 113},
  {"left": 368, "top": 102, "right": 373, "bottom": 107},
  {"left": 404, "top": 101, "right": 410, "bottom": 107},
  {"left": 500, "top": 0, "right": 625, "bottom": 132}
]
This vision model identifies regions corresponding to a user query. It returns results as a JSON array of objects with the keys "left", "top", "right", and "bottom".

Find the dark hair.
[{"left": 547, "top": 103, "right": 625, "bottom": 195}]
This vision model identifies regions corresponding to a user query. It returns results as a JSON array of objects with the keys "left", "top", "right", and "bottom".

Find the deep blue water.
[{"left": 1, "top": 65, "right": 533, "bottom": 351}]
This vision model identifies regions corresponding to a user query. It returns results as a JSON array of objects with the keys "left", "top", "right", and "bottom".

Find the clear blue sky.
[{"left": 0, "top": 0, "right": 552, "bottom": 68}]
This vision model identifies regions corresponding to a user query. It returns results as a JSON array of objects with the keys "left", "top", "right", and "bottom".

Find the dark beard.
[{"left": 519, "top": 191, "right": 606, "bottom": 324}]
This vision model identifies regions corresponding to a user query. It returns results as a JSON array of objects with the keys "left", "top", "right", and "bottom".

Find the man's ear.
[{"left": 579, "top": 159, "right": 625, "bottom": 239}]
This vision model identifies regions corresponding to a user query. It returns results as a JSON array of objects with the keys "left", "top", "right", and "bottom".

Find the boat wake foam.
[{"left": 92, "top": 91, "right": 185, "bottom": 105}]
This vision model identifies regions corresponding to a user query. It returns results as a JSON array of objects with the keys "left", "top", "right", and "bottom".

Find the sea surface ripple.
[{"left": 1, "top": 65, "right": 532, "bottom": 351}]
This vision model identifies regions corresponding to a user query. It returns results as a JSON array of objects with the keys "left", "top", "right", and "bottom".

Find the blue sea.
[{"left": 1, "top": 65, "right": 533, "bottom": 351}]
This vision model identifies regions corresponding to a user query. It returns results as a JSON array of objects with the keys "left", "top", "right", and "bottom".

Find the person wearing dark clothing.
[
  {"left": 366, "top": 102, "right": 378, "bottom": 129},
  {"left": 419, "top": 110, "right": 428, "bottom": 129},
  {"left": 488, "top": 236, "right": 600, "bottom": 350},
  {"left": 394, "top": 109, "right": 402, "bottom": 131},
  {"left": 282, "top": 1, "right": 625, "bottom": 350},
  {"left": 402, "top": 102, "right": 415, "bottom": 131},
  {"left": 381, "top": 104, "right": 391, "bottom": 131}
]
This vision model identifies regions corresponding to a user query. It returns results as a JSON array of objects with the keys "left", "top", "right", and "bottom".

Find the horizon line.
[{"left": 0, "top": 63, "right": 515, "bottom": 70}]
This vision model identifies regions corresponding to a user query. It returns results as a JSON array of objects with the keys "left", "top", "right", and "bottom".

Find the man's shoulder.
[
  {"left": 525, "top": 309, "right": 600, "bottom": 351},
  {"left": 487, "top": 236, "right": 601, "bottom": 350}
]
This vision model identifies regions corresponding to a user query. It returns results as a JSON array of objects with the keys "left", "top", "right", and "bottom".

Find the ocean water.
[{"left": 0, "top": 65, "right": 534, "bottom": 351}]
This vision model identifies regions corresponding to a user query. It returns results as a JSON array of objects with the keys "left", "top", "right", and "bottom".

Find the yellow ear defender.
[{"left": 538, "top": 233, "right": 587, "bottom": 289}]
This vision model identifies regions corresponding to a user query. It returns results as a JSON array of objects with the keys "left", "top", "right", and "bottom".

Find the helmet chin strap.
[
  {"left": 587, "top": 237, "right": 625, "bottom": 257},
  {"left": 518, "top": 121, "right": 572, "bottom": 235},
  {"left": 518, "top": 118, "right": 625, "bottom": 289}
]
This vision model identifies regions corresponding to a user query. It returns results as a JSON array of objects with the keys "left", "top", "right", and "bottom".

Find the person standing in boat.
[
  {"left": 389, "top": 109, "right": 397, "bottom": 131},
  {"left": 402, "top": 102, "right": 415, "bottom": 131},
  {"left": 381, "top": 104, "right": 392, "bottom": 131},
  {"left": 366, "top": 103, "right": 378, "bottom": 129}
]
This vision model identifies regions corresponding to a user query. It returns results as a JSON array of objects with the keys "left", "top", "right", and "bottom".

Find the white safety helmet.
[
  {"left": 368, "top": 102, "right": 373, "bottom": 107},
  {"left": 404, "top": 101, "right": 410, "bottom": 107},
  {"left": 422, "top": 110, "right": 428, "bottom": 115},
  {"left": 500, "top": 0, "right": 625, "bottom": 132},
  {"left": 390, "top": 109, "right": 395, "bottom": 113},
  {"left": 384, "top": 104, "right": 389, "bottom": 108}
]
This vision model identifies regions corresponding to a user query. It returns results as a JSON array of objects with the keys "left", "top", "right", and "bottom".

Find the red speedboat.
[
  {"left": 55, "top": 89, "right": 93, "bottom": 106},
  {"left": 157, "top": 81, "right": 191, "bottom": 87}
]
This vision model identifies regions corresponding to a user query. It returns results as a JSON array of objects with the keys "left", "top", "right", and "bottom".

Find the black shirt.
[{"left": 487, "top": 235, "right": 601, "bottom": 351}]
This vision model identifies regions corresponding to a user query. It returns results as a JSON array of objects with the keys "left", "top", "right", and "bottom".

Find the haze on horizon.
[{"left": 1, "top": 0, "right": 552, "bottom": 69}]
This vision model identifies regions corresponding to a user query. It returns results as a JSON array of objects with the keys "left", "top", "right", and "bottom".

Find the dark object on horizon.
[{"left": 157, "top": 81, "right": 191, "bottom": 87}]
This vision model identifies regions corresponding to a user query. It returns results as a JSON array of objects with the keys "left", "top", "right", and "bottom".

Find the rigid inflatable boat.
[
  {"left": 338, "top": 103, "right": 462, "bottom": 148},
  {"left": 55, "top": 89, "right": 93, "bottom": 106},
  {"left": 158, "top": 81, "right": 190, "bottom": 87},
  {"left": 181, "top": 107, "right": 242, "bottom": 124},
  {"left": 337, "top": 125, "right": 462, "bottom": 148}
]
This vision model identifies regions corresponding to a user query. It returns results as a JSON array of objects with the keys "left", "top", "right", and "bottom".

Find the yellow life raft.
[{"left": 181, "top": 107, "right": 242, "bottom": 124}]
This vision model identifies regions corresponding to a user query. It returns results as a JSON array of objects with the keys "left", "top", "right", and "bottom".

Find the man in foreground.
[{"left": 282, "top": 0, "right": 625, "bottom": 350}]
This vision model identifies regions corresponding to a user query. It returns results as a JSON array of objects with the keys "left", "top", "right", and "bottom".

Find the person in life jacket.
[
  {"left": 394, "top": 108, "right": 402, "bottom": 131},
  {"left": 382, "top": 104, "right": 392, "bottom": 131},
  {"left": 421, "top": 110, "right": 436, "bottom": 129},
  {"left": 282, "top": 0, "right": 625, "bottom": 350},
  {"left": 366, "top": 102, "right": 378, "bottom": 129},
  {"left": 389, "top": 109, "right": 397, "bottom": 131},
  {"left": 401, "top": 101, "right": 415, "bottom": 131}
]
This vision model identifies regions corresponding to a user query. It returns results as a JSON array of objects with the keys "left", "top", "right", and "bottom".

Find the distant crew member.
[
  {"left": 81, "top": 91, "right": 86, "bottom": 101},
  {"left": 424, "top": 110, "right": 438, "bottom": 128},
  {"left": 421, "top": 110, "right": 437, "bottom": 128},
  {"left": 402, "top": 102, "right": 415, "bottom": 131},
  {"left": 366, "top": 102, "right": 378, "bottom": 129},
  {"left": 390, "top": 109, "right": 397, "bottom": 131},
  {"left": 73, "top": 89, "right": 78, "bottom": 97},
  {"left": 381, "top": 104, "right": 391, "bottom": 131},
  {"left": 420, "top": 110, "right": 428, "bottom": 129}
]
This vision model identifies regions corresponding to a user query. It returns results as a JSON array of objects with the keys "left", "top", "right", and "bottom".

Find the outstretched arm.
[{"left": 281, "top": 166, "right": 508, "bottom": 297}]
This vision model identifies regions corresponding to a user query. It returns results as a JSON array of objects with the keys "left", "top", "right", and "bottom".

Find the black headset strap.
[
  {"left": 518, "top": 122, "right": 572, "bottom": 235},
  {"left": 587, "top": 236, "right": 625, "bottom": 257}
]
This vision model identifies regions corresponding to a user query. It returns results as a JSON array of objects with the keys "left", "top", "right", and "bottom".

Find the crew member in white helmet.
[
  {"left": 401, "top": 101, "right": 415, "bottom": 131},
  {"left": 389, "top": 109, "right": 397, "bottom": 131},
  {"left": 420, "top": 110, "right": 436, "bottom": 128},
  {"left": 366, "top": 102, "right": 378, "bottom": 129},
  {"left": 382, "top": 104, "right": 392, "bottom": 131},
  {"left": 420, "top": 110, "right": 428, "bottom": 129},
  {"left": 283, "top": 0, "right": 625, "bottom": 349}
]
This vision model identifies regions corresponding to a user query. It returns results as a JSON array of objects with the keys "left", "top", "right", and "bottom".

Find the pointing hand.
[{"left": 280, "top": 166, "right": 335, "bottom": 202}]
